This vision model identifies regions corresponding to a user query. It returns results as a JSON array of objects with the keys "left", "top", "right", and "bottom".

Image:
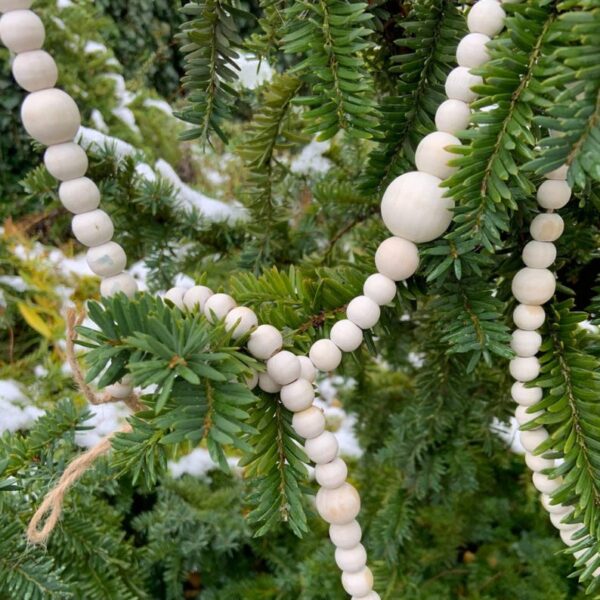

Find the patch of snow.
[
  {"left": 0, "top": 380, "right": 45, "bottom": 434},
  {"left": 128, "top": 260, "right": 150, "bottom": 292},
  {"left": 135, "top": 163, "right": 157, "bottom": 182},
  {"left": 0, "top": 275, "right": 28, "bottom": 292},
  {"left": 203, "top": 168, "right": 226, "bottom": 186},
  {"left": 112, "top": 106, "right": 141, "bottom": 134},
  {"left": 492, "top": 416, "right": 524, "bottom": 454},
  {"left": 78, "top": 126, "right": 136, "bottom": 158},
  {"left": 84, "top": 41, "right": 107, "bottom": 55},
  {"left": 75, "top": 402, "right": 132, "bottom": 449},
  {"left": 290, "top": 140, "right": 331, "bottom": 175},
  {"left": 168, "top": 447, "right": 239, "bottom": 478},
  {"left": 90, "top": 110, "right": 109, "bottom": 133},
  {"left": 57, "top": 0, "right": 73, "bottom": 7},
  {"left": 173, "top": 273, "right": 195, "bottom": 289},
  {"left": 236, "top": 55, "right": 272, "bottom": 90},
  {"left": 34, "top": 365, "right": 49, "bottom": 377},
  {"left": 143, "top": 98, "right": 173, "bottom": 116}
]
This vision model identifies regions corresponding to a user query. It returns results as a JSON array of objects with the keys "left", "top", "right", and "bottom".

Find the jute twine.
[{"left": 26, "top": 308, "right": 140, "bottom": 545}]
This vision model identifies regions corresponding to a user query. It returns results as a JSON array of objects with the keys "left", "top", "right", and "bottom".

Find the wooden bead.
[
  {"left": 266, "top": 350, "right": 301, "bottom": 385},
  {"left": 72, "top": 209, "right": 113, "bottom": 247},
  {"left": 105, "top": 376, "right": 133, "bottom": 399},
  {"left": 258, "top": 372, "right": 281, "bottom": 394},
  {"left": 21, "top": 89, "right": 81, "bottom": 145},
  {"left": 316, "top": 482, "right": 361, "bottom": 525},
  {"left": 515, "top": 404, "right": 543, "bottom": 427},
  {"left": 513, "top": 304, "right": 545, "bottom": 331},
  {"left": 381, "top": 171, "right": 454, "bottom": 243},
  {"left": 363, "top": 273, "right": 396, "bottom": 305},
  {"left": 58, "top": 177, "right": 100, "bottom": 214},
  {"left": 0, "top": 9, "right": 44, "bottom": 53},
  {"left": 281, "top": 378, "right": 314, "bottom": 412},
  {"left": 100, "top": 272, "right": 137, "bottom": 298},
  {"left": 44, "top": 142, "right": 88, "bottom": 181},
  {"left": 541, "top": 494, "right": 571, "bottom": 515},
  {"left": 315, "top": 457, "right": 348, "bottom": 488},
  {"left": 524, "top": 451, "right": 554, "bottom": 472},
  {"left": 87, "top": 242, "right": 127, "bottom": 278},
  {"left": 245, "top": 371, "right": 258, "bottom": 390},
  {"left": 509, "top": 356, "right": 540, "bottom": 382},
  {"left": 532, "top": 472, "right": 561, "bottom": 494},
  {"left": 224, "top": 306, "right": 258, "bottom": 338},
  {"left": 330, "top": 319, "right": 363, "bottom": 352},
  {"left": 510, "top": 329, "right": 542, "bottom": 357},
  {"left": 560, "top": 527, "right": 583, "bottom": 547},
  {"left": 549, "top": 511, "right": 577, "bottom": 532},
  {"left": 292, "top": 406, "right": 326, "bottom": 439},
  {"left": 544, "top": 164, "right": 568, "bottom": 180},
  {"left": 519, "top": 427, "right": 549, "bottom": 453},
  {"left": 511, "top": 268, "right": 555, "bottom": 305},
  {"left": 467, "top": 0, "right": 505, "bottom": 36},
  {"left": 374, "top": 236, "right": 419, "bottom": 281},
  {"left": 530, "top": 213, "right": 564, "bottom": 242},
  {"left": 330, "top": 520, "right": 362, "bottom": 549},
  {"left": 335, "top": 544, "right": 367, "bottom": 573},
  {"left": 183, "top": 285, "right": 213, "bottom": 312},
  {"left": 305, "top": 431, "right": 339, "bottom": 464},
  {"left": 0, "top": 0, "right": 33, "bottom": 12},
  {"left": 347, "top": 296, "right": 380, "bottom": 330},
  {"left": 537, "top": 180, "right": 571, "bottom": 210},
  {"left": 247, "top": 324, "right": 283, "bottom": 360},
  {"left": 511, "top": 382, "right": 542, "bottom": 407},
  {"left": 298, "top": 355, "right": 317, "bottom": 383},
  {"left": 415, "top": 131, "right": 460, "bottom": 180},
  {"left": 203, "top": 293, "right": 236, "bottom": 322},
  {"left": 522, "top": 241, "right": 556, "bottom": 269},
  {"left": 341, "top": 567, "right": 374, "bottom": 597},
  {"left": 310, "top": 339, "right": 342, "bottom": 372},
  {"left": 445, "top": 67, "right": 482, "bottom": 103},
  {"left": 164, "top": 287, "right": 187, "bottom": 310},
  {"left": 435, "top": 99, "right": 471, "bottom": 134},
  {"left": 456, "top": 33, "right": 491, "bottom": 68},
  {"left": 351, "top": 593, "right": 380, "bottom": 600},
  {"left": 12, "top": 50, "right": 57, "bottom": 92}
]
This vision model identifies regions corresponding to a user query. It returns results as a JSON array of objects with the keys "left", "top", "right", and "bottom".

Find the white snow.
[
  {"left": 0, "top": 380, "right": 45, "bottom": 434},
  {"left": 492, "top": 416, "right": 524, "bottom": 454},
  {"left": 143, "top": 98, "right": 173, "bottom": 116},
  {"left": 290, "top": 140, "right": 331, "bottom": 174},
  {"left": 236, "top": 55, "right": 272, "bottom": 90},
  {"left": 75, "top": 402, "right": 132, "bottom": 448},
  {"left": 168, "top": 447, "right": 239, "bottom": 478},
  {"left": 0, "top": 275, "right": 28, "bottom": 292}
]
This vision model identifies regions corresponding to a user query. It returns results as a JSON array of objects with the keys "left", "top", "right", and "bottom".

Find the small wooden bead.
[
  {"left": 541, "top": 494, "right": 571, "bottom": 515},
  {"left": 519, "top": 427, "right": 549, "bottom": 453},
  {"left": 560, "top": 527, "right": 583, "bottom": 547},
  {"left": 12, "top": 50, "right": 57, "bottom": 92},
  {"left": 44, "top": 142, "right": 88, "bottom": 181},
  {"left": 310, "top": 339, "right": 342, "bottom": 372},
  {"left": 245, "top": 371, "right": 258, "bottom": 390},
  {"left": 0, "top": 9, "right": 44, "bottom": 53},
  {"left": 87, "top": 242, "right": 127, "bottom": 278},
  {"left": 511, "top": 268, "right": 556, "bottom": 305},
  {"left": 524, "top": 451, "right": 554, "bottom": 472},
  {"left": 511, "top": 382, "right": 542, "bottom": 407},
  {"left": 183, "top": 285, "right": 213, "bottom": 312},
  {"left": 532, "top": 472, "right": 561, "bottom": 494},
  {"left": 281, "top": 378, "right": 315, "bottom": 412},
  {"left": 0, "top": 0, "right": 33, "bottom": 12},
  {"left": 522, "top": 241, "right": 556, "bottom": 269},
  {"left": 316, "top": 482, "right": 361, "bottom": 525},
  {"left": 445, "top": 67, "right": 482, "bottom": 103},
  {"left": 513, "top": 304, "right": 545, "bottom": 331},
  {"left": 247, "top": 324, "right": 283, "bottom": 360},
  {"left": 363, "top": 273, "right": 396, "bottom": 305},
  {"left": 266, "top": 350, "right": 301, "bottom": 385},
  {"left": 203, "top": 293, "right": 236, "bottom": 322},
  {"left": 58, "top": 177, "right": 100, "bottom": 214},
  {"left": 330, "top": 319, "right": 363, "bottom": 353},
  {"left": 347, "top": 296, "right": 380, "bottom": 330},
  {"left": 467, "top": 0, "right": 506, "bottom": 36},
  {"left": 435, "top": 99, "right": 471, "bottom": 134},
  {"left": 315, "top": 457, "right": 348, "bottom": 488},
  {"left": 509, "top": 356, "right": 540, "bottom": 382},
  {"left": 510, "top": 329, "right": 542, "bottom": 357},
  {"left": 224, "top": 306, "right": 258, "bottom": 338},
  {"left": 305, "top": 431, "right": 339, "bottom": 464},
  {"left": 164, "top": 287, "right": 187, "bottom": 310},
  {"left": 100, "top": 272, "right": 137, "bottom": 298},
  {"left": 415, "top": 131, "right": 460, "bottom": 180},
  {"left": 72, "top": 209, "right": 113, "bottom": 247},
  {"left": 549, "top": 511, "right": 577, "bottom": 532},
  {"left": 352, "top": 593, "right": 380, "bottom": 600},
  {"left": 292, "top": 406, "right": 326, "bottom": 439},
  {"left": 530, "top": 213, "right": 564, "bottom": 242},
  {"left": 335, "top": 544, "right": 367, "bottom": 573},
  {"left": 537, "top": 180, "right": 571, "bottom": 210},
  {"left": 330, "top": 520, "right": 362, "bottom": 549},
  {"left": 544, "top": 164, "right": 568, "bottom": 180},
  {"left": 374, "top": 237, "right": 419, "bottom": 282},
  {"left": 258, "top": 372, "right": 281, "bottom": 394},
  {"left": 21, "top": 89, "right": 81, "bottom": 145},
  {"left": 298, "top": 355, "right": 317, "bottom": 383},
  {"left": 341, "top": 567, "right": 374, "bottom": 597},
  {"left": 515, "top": 404, "right": 543, "bottom": 427},
  {"left": 456, "top": 33, "right": 491, "bottom": 68}
]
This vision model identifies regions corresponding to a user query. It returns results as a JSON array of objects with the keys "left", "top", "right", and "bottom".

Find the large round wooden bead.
[
  {"left": 381, "top": 172, "right": 454, "bottom": 243},
  {"left": 435, "top": 99, "right": 471, "bottom": 134},
  {"left": 330, "top": 319, "right": 363, "bottom": 352},
  {"left": 544, "top": 164, "right": 568, "bottom": 180},
  {"left": 183, "top": 285, "right": 213, "bottom": 312},
  {"left": 537, "top": 180, "right": 571, "bottom": 210},
  {"left": 204, "top": 293, "right": 236, "bottom": 322},
  {"left": 467, "top": 0, "right": 506, "bottom": 36},
  {"left": 44, "top": 142, "right": 88, "bottom": 181},
  {"left": 519, "top": 427, "right": 549, "bottom": 453},
  {"left": 374, "top": 237, "right": 419, "bottom": 281},
  {"left": 87, "top": 242, "right": 127, "bottom": 278},
  {"left": 560, "top": 527, "right": 583, "bottom": 547},
  {"left": 335, "top": 544, "right": 367, "bottom": 573},
  {"left": 292, "top": 406, "right": 325, "bottom": 439},
  {"left": 164, "top": 287, "right": 187, "bottom": 310},
  {"left": 515, "top": 404, "right": 543, "bottom": 427},
  {"left": 72, "top": 209, "right": 113, "bottom": 247},
  {"left": 245, "top": 371, "right": 259, "bottom": 390},
  {"left": 415, "top": 131, "right": 460, "bottom": 180},
  {"left": 316, "top": 482, "right": 361, "bottom": 525},
  {"left": 363, "top": 273, "right": 396, "bottom": 305},
  {"left": 530, "top": 213, "right": 564, "bottom": 242},
  {"left": 298, "top": 355, "right": 317, "bottom": 383},
  {"left": 510, "top": 329, "right": 542, "bottom": 357},
  {"left": 549, "top": 511, "right": 577, "bottom": 532},
  {"left": 509, "top": 356, "right": 540, "bottom": 382},
  {"left": 347, "top": 296, "right": 380, "bottom": 330},
  {"left": 224, "top": 306, "right": 258, "bottom": 338},
  {"left": 12, "top": 50, "right": 57, "bottom": 92},
  {"left": 541, "top": 494, "right": 570, "bottom": 515},
  {"left": 280, "top": 378, "right": 314, "bottom": 412},
  {"left": 0, "top": 9, "right": 44, "bottom": 52},
  {"left": 513, "top": 304, "right": 545, "bottom": 331},
  {"left": 100, "top": 272, "right": 137, "bottom": 298},
  {"left": 258, "top": 372, "right": 281, "bottom": 394},
  {"left": 266, "top": 350, "right": 301, "bottom": 385},
  {"left": 341, "top": 567, "right": 374, "bottom": 597},
  {"left": 0, "top": 0, "right": 33, "bottom": 12},
  {"left": 310, "top": 339, "right": 342, "bottom": 372},
  {"left": 58, "top": 177, "right": 100, "bottom": 214},
  {"left": 456, "top": 33, "right": 491, "bottom": 68},
  {"left": 315, "top": 457, "right": 348, "bottom": 489},
  {"left": 524, "top": 451, "right": 554, "bottom": 472},
  {"left": 445, "top": 67, "right": 482, "bottom": 103},
  {"left": 511, "top": 382, "right": 542, "bottom": 407},
  {"left": 305, "top": 431, "right": 339, "bottom": 464},
  {"left": 21, "top": 89, "right": 81, "bottom": 145},
  {"left": 532, "top": 472, "right": 561, "bottom": 494},
  {"left": 330, "top": 520, "right": 362, "bottom": 549},
  {"left": 247, "top": 324, "right": 283, "bottom": 360},
  {"left": 512, "top": 268, "right": 555, "bottom": 305},
  {"left": 522, "top": 241, "right": 556, "bottom": 269}
]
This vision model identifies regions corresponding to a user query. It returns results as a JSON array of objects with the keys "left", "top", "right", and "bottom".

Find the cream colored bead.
[
  {"left": 511, "top": 381, "right": 542, "bottom": 407},
  {"left": 258, "top": 372, "right": 281, "bottom": 394},
  {"left": 292, "top": 406, "right": 325, "bottom": 439},
  {"left": 346, "top": 296, "right": 380, "bottom": 330},
  {"left": 247, "top": 324, "right": 283, "bottom": 360},
  {"left": 363, "top": 273, "right": 396, "bottom": 305},
  {"left": 532, "top": 472, "right": 561, "bottom": 494},
  {"left": 509, "top": 356, "right": 540, "bottom": 382},
  {"left": 445, "top": 67, "right": 482, "bottom": 103},
  {"left": 550, "top": 511, "right": 577, "bottom": 532},
  {"left": 0, "top": 9, "right": 44, "bottom": 52},
  {"left": 309, "top": 339, "right": 342, "bottom": 372},
  {"left": 513, "top": 304, "right": 545, "bottom": 331},
  {"left": 374, "top": 236, "right": 419, "bottom": 282},
  {"left": 530, "top": 213, "right": 564, "bottom": 242},
  {"left": 86, "top": 242, "right": 127, "bottom": 278},
  {"left": 544, "top": 164, "right": 568, "bottom": 180},
  {"left": 58, "top": 177, "right": 100, "bottom": 214},
  {"left": 298, "top": 355, "right": 317, "bottom": 383},
  {"left": 537, "top": 180, "right": 571, "bottom": 210},
  {"left": 224, "top": 306, "right": 258, "bottom": 338},
  {"left": 0, "top": 0, "right": 33, "bottom": 12},
  {"left": 456, "top": 33, "right": 491, "bottom": 68},
  {"left": 100, "top": 272, "right": 137, "bottom": 298},
  {"left": 351, "top": 593, "right": 380, "bottom": 600},
  {"left": 511, "top": 268, "right": 555, "bottom": 305},
  {"left": 164, "top": 287, "right": 187, "bottom": 310},
  {"left": 560, "top": 526, "right": 583, "bottom": 547},
  {"left": 335, "top": 544, "right": 367, "bottom": 573},
  {"left": 515, "top": 404, "right": 543, "bottom": 427},
  {"left": 510, "top": 329, "right": 542, "bottom": 357},
  {"left": 435, "top": 99, "right": 471, "bottom": 134},
  {"left": 330, "top": 319, "right": 363, "bottom": 353},
  {"left": 72, "top": 209, "right": 113, "bottom": 247},
  {"left": 330, "top": 521, "right": 362, "bottom": 549},
  {"left": 44, "top": 142, "right": 88, "bottom": 181},
  {"left": 519, "top": 427, "right": 549, "bottom": 453},
  {"left": 316, "top": 482, "right": 361, "bottom": 525},
  {"left": 315, "top": 457, "right": 348, "bottom": 489},
  {"left": 266, "top": 350, "right": 301, "bottom": 385},
  {"left": 415, "top": 131, "right": 460, "bottom": 180},
  {"left": 183, "top": 285, "right": 213, "bottom": 312},
  {"left": 341, "top": 567, "right": 374, "bottom": 597},
  {"left": 524, "top": 451, "right": 554, "bottom": 472},
  {"left": 522, "top": 241, "right": 556, "bottom": 269},
  {"left": 21, "top": 89, "right": 81, "bottom": 145},
  {"left": 280, "top": 378, "right": 314, "bottom": 412},
  {"left": 305, "top": 431, "right": 339, "bottom": 464},
  {"left": 467, "top": 0, "right": 506, "bottom": 36},
  {"left": 541, "top": 494, "right": 570, "bottom": 515},
  {"left": 245, "top": 371, "right": 258, "bottom": 390},
  {"left": 12, "top": 50, "right": 57, "bottom": 92},
  {"left": 203, "top": 293, "right": 236, "bottom": 322}
]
